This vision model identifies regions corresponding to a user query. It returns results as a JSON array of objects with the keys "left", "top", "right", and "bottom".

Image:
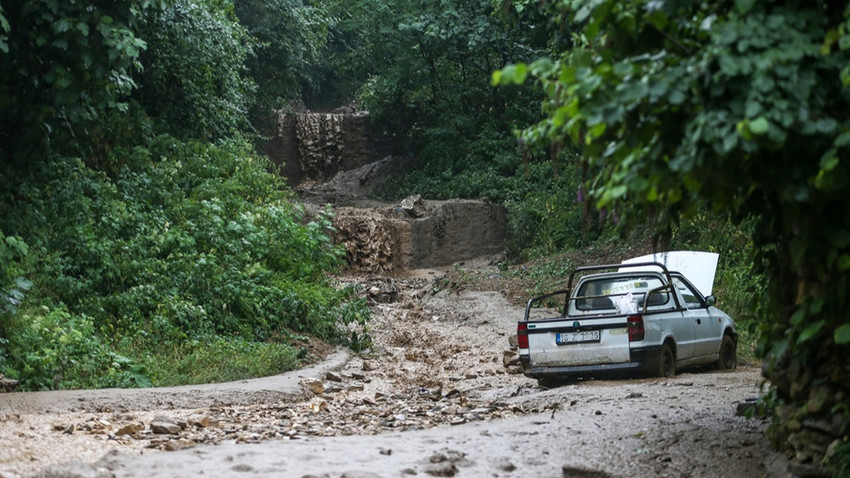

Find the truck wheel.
[
  {"left": 717, "top": 335, "right": 738, "bottom": 370},
  {"left": 537, "top": 376, "right": 564, "bottom": 389},
  {"left": 657, "top": 343, "right": 676, "bottom": 378}
]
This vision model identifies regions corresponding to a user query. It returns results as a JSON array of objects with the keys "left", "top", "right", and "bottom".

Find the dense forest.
[{"left": 1, "top": 0, "right": 849, "bottom": 476}]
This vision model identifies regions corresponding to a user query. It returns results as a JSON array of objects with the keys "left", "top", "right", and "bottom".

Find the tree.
[
  {"left": 495, "top": 1, "right": 850, "bottom": 474},
  {"left": 134, "top": 0, "right": 254, "bottom": 142},
  {"left": 0, "top": 0, "right": 161, "bottom": 162},
  {"left": 234, "top": 0, "right": 331, "bottom": 118}
]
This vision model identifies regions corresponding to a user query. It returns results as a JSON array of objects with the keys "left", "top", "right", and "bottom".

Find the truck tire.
[
  {"left": 537, "top": 376, "right": 564, "bottom": 389},
  {"left": 657, "top": 343, "right": 676, "bottom": 378},
  {"left": 717, "top": 335, "right": 738, "bottom": 370}
]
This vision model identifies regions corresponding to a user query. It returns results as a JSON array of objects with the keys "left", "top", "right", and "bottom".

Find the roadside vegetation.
[{"left": 0, "top": 0, "right": 368, "bottom": 390}]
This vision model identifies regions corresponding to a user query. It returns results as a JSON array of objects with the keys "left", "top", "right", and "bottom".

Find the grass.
[{"left": 140, "top": 336, "right": 300, "bottom": 386}]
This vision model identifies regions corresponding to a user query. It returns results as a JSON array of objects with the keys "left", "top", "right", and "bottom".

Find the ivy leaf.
[
  {"left": 749, "top": 117, "right": 769, "bottom": 134},
  {"left": 617, "top": 81, "right": 648, "bottom": 103},
  {"left": 836, "top": 324, "right": 850, "bottom": 344},
  {"left": 797, "top": 320, "right": 824, "bottom": 344},
  {"left": 735, "top": 0, "right": 757, "bottom": 14}
]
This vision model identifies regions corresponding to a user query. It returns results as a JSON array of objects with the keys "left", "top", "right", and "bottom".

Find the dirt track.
[{"left": 0, "top": 264, "right": 789, "bottom": 478}]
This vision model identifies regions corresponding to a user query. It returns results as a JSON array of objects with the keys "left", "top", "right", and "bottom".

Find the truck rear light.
[
  {"left": 628, "top": 315, "right": 645, "bottom": 342},
  {"left": 517, "top": 322, "right": 529, "bottom": 349}
]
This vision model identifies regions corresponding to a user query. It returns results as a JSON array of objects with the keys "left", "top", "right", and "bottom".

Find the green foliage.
[
  {"left": 145, "top": 335, "right": 298, "bottom": 386},
  {"left": 0, "top": 232, "right": 30, "bottom": 322},
  {"left": 2, "top": 306, "right": 150, "bottom": 390},
  {"left": 495, "top": 0, "right": 850, "bottom": 354},
  {"left": 0, "top": 0, "right": 379, "bottom": 392},
  {"left": 0, "top": 0, "right": 162, "bottom": 161},
  {"left": 325, "top": 0, "right": 546, "bottom": 151},
  {"left": 823, "top": 438, "right": 850, "bottom": 478},
  {"left": 496, "top": 0, "right": 850, "bottom": 471},
  {"left": 0, "top": 137, "right": 363, "bottom": 389},
  {"left": 235, "top": 0, "right": 331, "bottom": 116},
  {"left": 135, "top": 0, "right": 254, "bottom": 141}
]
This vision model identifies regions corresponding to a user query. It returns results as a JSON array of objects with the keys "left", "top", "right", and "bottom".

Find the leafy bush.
[
  {"left": 135, "top": 0, "right": 254, "bottom": 141},
  {"left": 2, "top": 306, "right": 149, "bottom": 390},
  {"left": 0, "top": 136, "right": 363, "bottom": 389},
  {"left": 0, "top": 232, "right": 30, "bottom": 331},
  {"left": 670, "top": 211, "right": 762, "bottom": 362}
]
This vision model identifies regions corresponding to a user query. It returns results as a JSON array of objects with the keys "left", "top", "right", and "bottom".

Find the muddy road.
[{"left": 1, "top": 265, "right": 788, "bottom": 478}]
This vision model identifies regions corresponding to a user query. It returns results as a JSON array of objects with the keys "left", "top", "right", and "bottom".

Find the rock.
[
  {"left": 164, "top": 439, "right": 195, "bottom": 452},
  {"left": 367, "top": 280, "right": 399, "bottom": 303},
  {"left": 150, "top": 419, "right": 182, "bottom": 435},
  {"left": 0, "top": 375, "right": 19, "bottom": 393},
  {"left": 187, "top": 415, "right": 216, "bottom": 428},
  {"left": 401, "top": 194, "right": 426, "bottom": 218},
  {"left": 309, "top": 399, "right": 329, "bottom": 412},
  {"left": 786, "top": 460, "right": 827, "bottom": 478},
  {"left": 507, "top": 334, "right": 518, "bottom": 349},
  {"left": 502, "top": 350, "right": 519, "bottom": 367},
  {"left": 424, "top": 462, "right": 457, "bottom": 477},
  {"left": 115, "top": 423, "right": 144, "bottom": 436},
  {"left": 301, "top": 378, "right": 324, "bottom": 395},
  {"left": 561, "top": 465, "right": 611, "bottom": 478},
  {"left": 505, "top": 365, "right": 523, "bottom": 375},
  {"left": 341, "top": 472, "right": 384, "bottom": 478},
  {"left": 494, "top": 458, "right": 516, "bottom": 472},
  {"left": 326, "top": 371, "right": 344, "bottom": 382}
]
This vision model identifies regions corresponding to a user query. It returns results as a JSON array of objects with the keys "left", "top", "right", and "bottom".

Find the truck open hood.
[{"left": 619, "top": 251, "right": 719, "bottom": 296}]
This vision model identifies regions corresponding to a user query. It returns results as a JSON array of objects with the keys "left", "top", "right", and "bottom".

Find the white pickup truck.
[{"left": 517, "top": 253, "right": 738, "bottom": 384}]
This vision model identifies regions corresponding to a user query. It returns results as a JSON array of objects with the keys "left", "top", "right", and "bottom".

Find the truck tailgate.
[{"left": 527, "top": 318, "right": 630, "bottom": 367}]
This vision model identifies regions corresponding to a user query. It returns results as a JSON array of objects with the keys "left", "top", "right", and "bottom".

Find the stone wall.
[{"left": 332, "top": 198, "right": 508, "bottom": 274}]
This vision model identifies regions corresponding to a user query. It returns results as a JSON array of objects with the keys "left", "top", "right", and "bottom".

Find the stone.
[
  {"left": 150, "top": 421, "right": 182, "bottom": 435},
  {"left": 115, "top": 423, "right": 144, "bottom": 436},
  {"left": 735, "top": 397, "right": 758, "bottom": 416},
  {"left": 494, "top": 458, "right": 516, "bottom": 472},
  {"left": 341, "top": 472, "right": 384, "bottom": 478},
  {"left": 188, "top": 415, "right": 216, "bottom": 428},
  {"left": 401, "top": 194, "right": 426, "bottom": 218},
  {"left": 326, "top": 371, "right": 344, "bottom": 382},
  {"left": 164, "top": 439, "right": 196, "bottom": 452},
  {"left": 561, "top": 465, "right": 611, "bottom": 478},
  {"left": 424, "top": 462, "right": 457, "bottom": 477},
  {"left": 0, "top": 375, "right": 19, "bottom": 393},
  {"left": 301, "top": 378, "right": 324, "bottom": 395}
]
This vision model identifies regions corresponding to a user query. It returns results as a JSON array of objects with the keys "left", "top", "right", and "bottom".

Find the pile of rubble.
[{"left": 55, "top": 367, "right": 534, "bottom": 453}]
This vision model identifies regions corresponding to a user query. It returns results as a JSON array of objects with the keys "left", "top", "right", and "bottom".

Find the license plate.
[{"left": 556, "top": 330, "right": 601, "bottom": 345}]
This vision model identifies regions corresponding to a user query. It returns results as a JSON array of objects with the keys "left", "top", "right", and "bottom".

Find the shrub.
[{"left": 0, "top": 135, "right": 363, "bottom": 389}]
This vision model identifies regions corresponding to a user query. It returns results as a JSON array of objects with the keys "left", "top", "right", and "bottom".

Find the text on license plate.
[{"left": 556, "top": 330, "right": 601, "bottom": 345}]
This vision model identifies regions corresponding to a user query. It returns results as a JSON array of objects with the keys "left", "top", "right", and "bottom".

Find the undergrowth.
[{"left": 0, "top": 136, "right": 368, "bottom": 390}]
